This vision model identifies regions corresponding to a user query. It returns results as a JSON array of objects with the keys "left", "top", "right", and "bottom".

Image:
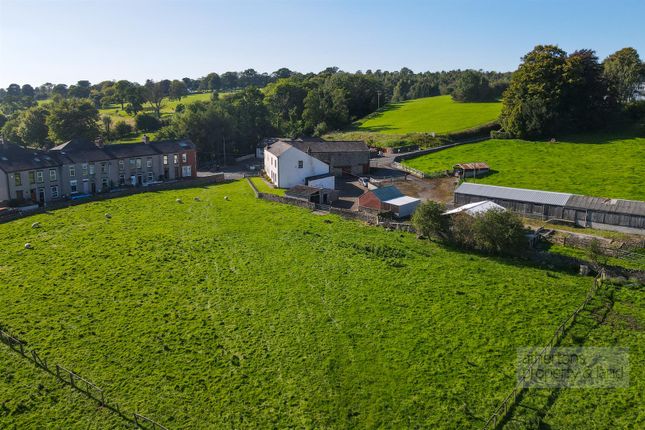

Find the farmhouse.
[
  {"left": 454, "top": 182, "right": 645, "bottom": 234},
  {"left": 0, "top": 136, "right": 197, "bottom": 206},
  {"left": 358, "top": 185, "right": 421, "bottom": 218},
  {"left": 263, "top": 138, "right": 369, "bottom": 188},
  {"left": 453, "top": 162, "right": 490, "bottom": 178}
]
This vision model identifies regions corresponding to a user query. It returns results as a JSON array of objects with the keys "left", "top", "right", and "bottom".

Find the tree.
[
  {"left": 113, "top": 121, "right": 133, "bottom": 138},
  {"left": 562, "top": 50, "right": 609, "bottom": 130},
  {"left": 7, "top": 84, "right": 21, "bottom": 97},
  {"left": 264, "top": 78, "right": 308, "bottom": 136},
  {"left": 17, "top": 106, "right": 49, "bottom": 148},
  {"left": 220, "top": 72, "right": 239, "bottom": 90},
  {"left": 452, "top": 70, "right": 491, "bottom": 102},
  {"left": 471, "top": 210, "right": 526, "bottom": 255},
  {"left": 603, "top": 47, "right": 643, "bottom": 104},
  {"left": 125, "top": 84, "right": 145, "bottom": 116},
  {"left": 411, "top": 201, "right": 449, "bottom": 240},
  {"left": 114, "top": 80, "right": 132, "bottom": 110},
  {"left": 144, "top": 80, "right": 165, "bottom": 118},
  {"left": 303, "top": 83, "right": 349, "bottom": 134},
  {"left": 169, "top": 80, "right": 188, "bottom": 100},
  {"left": 101, "top": 115, "right": 113, "bottom": 138},
  {"left": 46, "top": 98, "right": 100, "bottom": 143},
  {"left": 201, "top": 72, "right": 221, "bottom": 91},
  {"left": 21, "top": 84, "right": 35, "bottom": 98},
  {"left": 68, "top": 80, "right": 92, "bottom": 98},
  {"left": 500, "top": 45, "right": 569, "bottom": 138},
  {"left": 135, "top": 113, "right": 161, "bottom": 132},
  {"left": 228, "top": 87, "right": 272, "bottom": 153},
  {"left": 52, "top": 83, "right": 68, "bottom": 98}
]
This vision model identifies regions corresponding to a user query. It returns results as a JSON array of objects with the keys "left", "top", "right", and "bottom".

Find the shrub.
[
  {"left": 411, "top": 201, "right": 449, "bottom": 240},
  {"left": 113, "top": 121, "right": 133, "bottom": 138},
  {"left": 490, "top": 130, "right": 514, "bottom": 139},
  {"left": 471, "top": 210, "right": 527, "bottom": 255},
  {"left": 135, "top": 113, "right": 161, "bottom": 132}
]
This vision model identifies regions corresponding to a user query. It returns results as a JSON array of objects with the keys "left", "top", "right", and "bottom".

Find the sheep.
[
  {"left": 31, "top": 222, "right": 41, "bottom": 229},
  {"left": 105, "top": 213, "right": 112, "bottom": 219},
  {"left": 194, "top": 197, "right": 201, "bottom": 202},
  {"left": 224, "top": 196, "right": 229, "bottom": 201},
  {"left": 176, "top": 198, "right": 183, "bottom": 204},
  {"left": 24, "top": 243, "right": 33, "bottom": 250}
]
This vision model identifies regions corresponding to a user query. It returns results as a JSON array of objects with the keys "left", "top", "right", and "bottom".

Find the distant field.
[
  {"left": 404, "top": 133, "right": 645, "bottom": 200},
  {"left": 356, "top": 95, "right": 501, "bottom": 135},
  {"left": 0, "top": 180, "right": 617, "bottom": 429}
]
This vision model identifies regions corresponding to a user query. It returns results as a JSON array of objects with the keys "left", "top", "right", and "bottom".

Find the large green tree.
[
  {"left": 17, "top": 106, "right": 50, "bottom": 148},
  {"left": 602, "top": 47, "right": 643, "bottom": 104},
  {"left": 46, "top": 98, "right": 100, "bottom": 143},
  {"left": 452, "top": 70, "right": 491, "bottom": 102}
]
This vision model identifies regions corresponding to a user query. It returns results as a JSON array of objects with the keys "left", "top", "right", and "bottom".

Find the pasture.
[
  {"left": 403, "top": 133, "right": 645, "bottom": 200},
  {"left": 0, "top": 180, "right": 640, "bottom": 429},
  {"left": 356, "top": 95, "right": 501, "bottom": 135}
]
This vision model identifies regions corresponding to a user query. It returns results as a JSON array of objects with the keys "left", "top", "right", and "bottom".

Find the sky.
[{"left": 0, "top": 0, "right": 644, "bottom": 87}]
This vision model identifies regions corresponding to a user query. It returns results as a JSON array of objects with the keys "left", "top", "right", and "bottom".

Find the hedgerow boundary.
[
  {"left": 481, "top": 270, "right": 606, "bottom": 429},
  {"left": 0, "top": 328, "right": 168, "bottom": 430}
]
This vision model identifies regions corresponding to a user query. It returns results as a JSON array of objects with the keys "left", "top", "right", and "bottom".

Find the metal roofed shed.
[
  {"left": 444, "top": 200, "right": 506, "bottom": 216},
  {"left": 383, "top": 195, "right": 421, "bottom": 218}
]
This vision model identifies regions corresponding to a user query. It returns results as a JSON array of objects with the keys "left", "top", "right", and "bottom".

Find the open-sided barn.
[{"left": 454, "top": 183, "right": 645, "bottom": 234}]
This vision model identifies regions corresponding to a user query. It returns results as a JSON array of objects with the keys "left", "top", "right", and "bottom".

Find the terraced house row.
[{"left": 0, "top": 136, "right": 197, "bottom": 206}]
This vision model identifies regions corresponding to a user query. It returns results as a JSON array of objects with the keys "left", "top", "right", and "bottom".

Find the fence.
[
  {"left": 392, "top": 136, "right": 490, "bottom": 163},
  {"left": 481, "top": 271, "right": 605, "bottom": 429},
  {"left": 0, "top": 328, "right": 168, "bottom": 430}
]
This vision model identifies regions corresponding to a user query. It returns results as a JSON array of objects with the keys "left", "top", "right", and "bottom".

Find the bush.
[
  {"left": 411, "top": 201, "right": 449, "bottom": 240},
  {"left": 113, "top": 121, "right": 133, "bottom": 138},
  {"left": 135, "top": 113, "right": 161, "bottom": 132},
  {"left": 471, "top": 210, "right": 527, "bottom": 255},
  {"left": 490, "top": 129, "right": 514, "bottom": 139}
]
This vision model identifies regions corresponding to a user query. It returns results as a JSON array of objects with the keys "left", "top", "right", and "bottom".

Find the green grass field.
[
  {"left": 0, "top": 181, "right": 640, "bottom": 429},
  {"left": 357, "top": 95, "right": 502, "bottom": 135},
  {"left": 404, "top": 133, "right": 645, "bottom": 200}
]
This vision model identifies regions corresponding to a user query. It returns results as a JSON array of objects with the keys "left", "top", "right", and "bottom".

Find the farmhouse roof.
[
  {"left": 454, "top": 162, "right": 490, "bottom": 170},
  {"left": 50, "top": 138, "right": 113, "bottom": 162},
  {"left": 290, "top": 140, "right": 369, "bottom": 154},
  {"left": 565, "top": 195, "right": 645, "bottom": 217},
  {"left": 148, "top": 139, "right": 195, "bottom": 154},
  {"left": 444, "top": 200, "right": 506, "bottom": 216},
  {"left": 265, "top": 140, "right": 295, "bottom": 157},
  {"left": 371, "top": 185, "right": 405, "bottom": 202},
  {"left": 455, "top": 183, "right": 572, "bottom": 206},
  {"left": 103, "top": 143, "right": 161, "bottom": 158},
  {"left": 0, "top": 141, "right": 63, "bottom": 173}
]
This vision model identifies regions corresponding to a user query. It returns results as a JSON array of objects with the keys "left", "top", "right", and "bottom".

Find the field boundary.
[
  {"left": 0, "top": 328, "right": 168, "bottom": 430},
  {"left": 481, "top": 270, "right": 605, "bottom": 429}
]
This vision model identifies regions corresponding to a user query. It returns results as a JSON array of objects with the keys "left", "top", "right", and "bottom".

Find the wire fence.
[
  {"left": 0, "top": 329, "right": 168, "bottom": 430},
  {"left": 481, "top": 270, "right": 605, "bottom": 429}
]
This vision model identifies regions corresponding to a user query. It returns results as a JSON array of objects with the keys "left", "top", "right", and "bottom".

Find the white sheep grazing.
[
  {"left": 105, "top": 213, "right": 112, "bottom": 219},
  {"left": 31, "top": 222, "right": 41, "bottom": 229},
  {"left": 24, "top": 243, "right": 32, "bottom": 249},
  {"left": 176, "top": 198, "right": 183, "bottom": 204},
  {"left": 224, "top": 196, "right": 229, "bottom": 201},
  {"left": 194, "top": 197, "right": 201, "bottom": 202}
]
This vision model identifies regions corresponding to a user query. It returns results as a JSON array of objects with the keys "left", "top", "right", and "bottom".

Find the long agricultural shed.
[{"left": 454, "top": 183, "right": 645, "bottom": 234}]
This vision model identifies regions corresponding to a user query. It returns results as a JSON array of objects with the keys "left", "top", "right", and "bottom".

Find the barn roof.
[
  {"left": 454, "top": 162, "right": 490, "bottom": 170},
  {"left": 384, "top": 196, "right": 420, "bottom": 206},
  {"left": 455, "top": 183, "right": 572, "bottom": 206},
  {"left": 290, "top": 140, "right": 369, "bottom": 154},
  {"left": 565, "top": 195, "right": 645, "bottom": 216},
  {"left": 371, "top": 185, "right": 405, "bottom": 202},
  {"left": 444, "top": 200, "right": 506, "bottom": 216},
  {"left": 265, "top": 141, "right": 294, "bottom": 157}
]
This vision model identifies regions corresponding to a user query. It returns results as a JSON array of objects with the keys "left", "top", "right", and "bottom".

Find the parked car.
[{"left": 359, "top": 177, "right": 370, "bottom": 187}]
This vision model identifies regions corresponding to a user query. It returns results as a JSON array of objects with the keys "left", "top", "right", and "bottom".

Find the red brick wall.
[
  {"left": 183, "top": 150, "right": 197, "bottom": 178},
  {"left": 358, "top": 191, "right": 384, "bottom": 210}
]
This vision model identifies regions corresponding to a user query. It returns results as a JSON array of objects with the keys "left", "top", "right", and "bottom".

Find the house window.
[
  {"left": 298, "top": 160, "right": 303, "bottom": 169},
  {"left": 28, "top": 171, "right": 35, "bottom": 184},
  {"left": 89, "top": 164, "right": 95, "bottom": 175},
  {"left": 129, "top": 159, "right": 135, "bottom": 167},
  {"left": 69, "top": 166, "right": 76, "bottom": 177},
  {"left": 49, "top": 169, "right": 57, "bottom": 181},
  {"left": 163, "top": 155, "right": 168, "bottom": 165},
  {"left": 119, "top": 174, "right": 125, "bottom": 185},
  {"left": 82, "top": 163, "right": 88, "bottom": 176},
  {"left": 146, "top": 158, "right": 152, "bottom": 168},
  {"left": 173, "top": 154, "right": 178, "bottom": 164},
  {"left": 101, "top": 178, "right": 109, "bottom": 190},
  {"left": 14, "top": 173, "right": 22, "bottom": 186},
  {"left": 70, "top": 180, "right": 78, "bottom": 193},
  {"left": 147, "top": 172, "right": 154, "bottom": 182},
  {"left": 181, "top": 153, "right": 187, "bottom": 163},
  {"left": 100, "top": 162, "right": 107, "bottom": 174},
  {"left": 51, "top": 186, "right": 59, "bottom": 198},
  {"left": 119, "top": 160, "right": 124, "bottom": 171},
  {"left": 182, "top": 166, "right": 192, "bottom": 177},
  {"left": 136, "top": 158, "right": 142, "bottom": 169},
  {"left": 36, "top": 171, "right": 44, "bottom": 183}
]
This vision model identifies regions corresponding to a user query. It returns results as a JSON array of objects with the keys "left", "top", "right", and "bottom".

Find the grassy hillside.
[
  {"left": 357, "top": 95, "right": 501, "bottom": 135},
  {"left": 0, "top": 181, "right": 639, "bottom": 429},
  {"left": 403, "top": 133, "right": 645, "bottom": 200}
]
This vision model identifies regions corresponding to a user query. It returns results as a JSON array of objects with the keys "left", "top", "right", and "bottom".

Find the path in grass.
[
  {"left": 0, "top": 181, "right": 598, "bottom": 428},
  {"left": 403, "top": 134, "right": 645, "bottom": 200},
  {"left": 357, "top": 95, "right": 501, "bottom": 135}
]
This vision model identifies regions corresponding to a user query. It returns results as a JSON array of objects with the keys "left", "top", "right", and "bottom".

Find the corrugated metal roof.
[
  {"left": 454, "top": 162, "right": 490, "bottom": 170},
  {"left": 455, "top": 183, "right": 572, "bottom": 206},
  {"left": 384, "top": 196, "right": 420, "bottom": 206},
  {"left": 444, "top": 200, "right": 506, "bottom": 216},
  {"left": 565, "top": 195, "right": 645, "bottom": 216},
  {"left": 371, "top": 185, "right": 404, "bottom": 201}
]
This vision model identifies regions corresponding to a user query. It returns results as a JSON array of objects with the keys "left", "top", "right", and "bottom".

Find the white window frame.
[
  {"left": 14, "top": 173, "right": 22, "bottom": 186},
  {"left": 147, "top": 172, "right": 154, "bottom": 182},
  {"left": 50, "top": 185, "right": 59, "bottom": 198},
  {"left": 36, "top": 171, "right": 44, "bottom": 183},
  {"left": 82, "top": 163, "right": 88, "bottom": 176},
  {"left": 70, "top": 180, "right": 78, "bottom": 193},
  {"left": 298, "top": 160, "right": 303, "bottom": 168},
  {"left": 89, "top": 164, "right": 95, "bottom": 175},
  {"left": 182, "top": 153, "right": 187, "bottom": 163},
  {"left": 69, "top": 165, "right": 76, "bottom": 177},
  {"left": 136, "top": 158, "right": 142, "bottom": 169},
  {"left": 49, "top": 169, "right": 57, "bottom": 181}
]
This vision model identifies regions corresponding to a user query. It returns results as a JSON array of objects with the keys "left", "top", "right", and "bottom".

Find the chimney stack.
[{"left": 143, "top": 134, "right": 150, "bottom": 144}]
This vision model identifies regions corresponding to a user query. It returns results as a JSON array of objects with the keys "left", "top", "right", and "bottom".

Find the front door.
[
  {"left": 83, "top": 180, "right": 89, "bottom": 194},
  {"left": 91, "top": 183, "right": 96, "bottom": 194},
  {"left": 37, "top": 188, "right": 45, "bottom": 205}
]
